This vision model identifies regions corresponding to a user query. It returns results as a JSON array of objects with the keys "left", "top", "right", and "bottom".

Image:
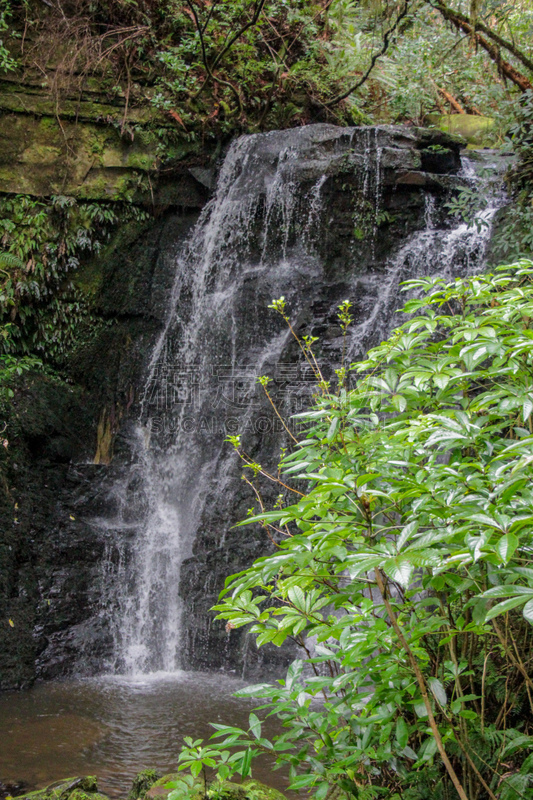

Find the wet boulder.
[{"left": 14, "top": 777, "right": 110, "bottom": 800}]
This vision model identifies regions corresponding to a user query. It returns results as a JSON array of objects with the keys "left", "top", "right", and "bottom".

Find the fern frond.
[{"left": 0, "top": 252, "right": 24, "bottom": 271}]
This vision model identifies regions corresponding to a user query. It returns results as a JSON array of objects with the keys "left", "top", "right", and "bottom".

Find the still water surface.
[{"left": 0, "top": 672, "right": 286, "bottom": 797}]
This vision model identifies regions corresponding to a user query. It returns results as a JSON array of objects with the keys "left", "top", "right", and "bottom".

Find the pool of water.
[{"left": 0, "top": 671, "right": 287, "bottom": 798}]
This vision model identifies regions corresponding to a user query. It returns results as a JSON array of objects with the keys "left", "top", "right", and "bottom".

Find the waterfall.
[
  {"left": 346, "top": 185, "right": 502, "bottom": 362},
  {"left": 93, "top": 126, "right": 505, "bottom": 677},
  {"left": 102, "top": 129, "right": 331, "bottom": 675}
]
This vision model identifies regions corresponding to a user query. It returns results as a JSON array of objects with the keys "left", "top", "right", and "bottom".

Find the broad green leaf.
[
  {"left": 248, "top": 713, "right": 261, "bottom": 739},
  {"left": 496, "top": 532, "right": 519, "bottom": 563},
  {"left": 485, "top": 595, "right": 530, "bottom": 621},
  {"left": 383, "top": 557, "right": 413, "bottom": 588},
  {"left": 428, "top": 677, "right": 447, "bottom": 707},
  {"left": 326, "top": 417, "right": 339, "bottom": 441},
  {"left": 287, "top": 586, "right": 305, "bottom": 610},
  {"left": 413, "top": 701, "right": 428, "bottom": 718},
  {"left": 395, "top": 716, "right": 409, "bottom": 748},
  {"left": 240, "top": 748, "right": 252, "bottom": 778},
  {"left": 523, "top": 598, "right": 533, "bottom": 624},
  {"left": 483, "top": 585, "right": 533, "bottom": 599},
  {"left": 396, "top": 520, "right": 418, "bottom": 551}
]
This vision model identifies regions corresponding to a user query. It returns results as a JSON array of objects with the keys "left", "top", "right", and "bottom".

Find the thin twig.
[{"left": 326, "top": 0, "right": 411, "bottom": 107}]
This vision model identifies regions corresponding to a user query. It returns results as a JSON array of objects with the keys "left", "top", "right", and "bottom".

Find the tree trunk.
[
  {"left": 432, "top": 0, "right": 532, "bottom": 91},
  {"left": 437, "top": 87, "right": 466, "bottom": 114}
]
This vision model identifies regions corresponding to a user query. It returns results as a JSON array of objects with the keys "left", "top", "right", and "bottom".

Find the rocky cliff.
[{"left": 1, "top": 115, "right": 490, "bottom": 687}]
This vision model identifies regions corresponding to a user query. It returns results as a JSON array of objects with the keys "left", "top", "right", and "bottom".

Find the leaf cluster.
[
  {"left": 181, "top": 261, "right": 533, "bottom": 800},
  {"left": 0, "top": 194, "right": 148, "bottom": 362}
]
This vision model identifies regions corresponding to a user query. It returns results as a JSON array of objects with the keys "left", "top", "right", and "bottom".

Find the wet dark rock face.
[
  {"left": 0, "top": 378, "right": 91, "bottom": 689},
  {"left": 0, "top": 124, "right": 477, "bottom": 687},
  {"left": 0, "top": 213, "right": 200, "bottom": 688},
  {"left": 175, "top": 129, "right": 498, "bottom": 677},
  {"left": 162, "top": 124, "right": 470, "bottom": 677}
]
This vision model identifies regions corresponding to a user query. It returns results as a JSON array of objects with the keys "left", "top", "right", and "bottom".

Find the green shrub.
[{"left": 179, "top": 261, "right": 533, "bottom": 800}]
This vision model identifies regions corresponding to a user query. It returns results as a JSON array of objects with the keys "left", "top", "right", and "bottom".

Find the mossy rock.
[
  {"left": 429, "top": 114, "right": 497, "bottom": 147},
  {"left": 145, "top": 777, "right": 286, "bottom": 800},
  {"left": 16, "top": 776, "right": 109, "bottom": 800},
  {"left": 210, "top": 780, "right": 286, "bottom": 800},
  {"left": 128, "top": 770, "right": 162, "bottom": 800},
  {"left": 242, "top": 781, "right": 286, "bottom": 800},
  {"left": 0, "top": 105, "right": 210, "bottom": 202}
]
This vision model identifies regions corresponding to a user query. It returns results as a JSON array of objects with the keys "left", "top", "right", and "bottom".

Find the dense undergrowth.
[
  {"left": 0, "top": 193, "right": 149, "bottom": 411},
  {"left": 2, "top": 0, "right": 533, "bottom": 135},
  {"left": 4, "top": 0, "right": 350, "bottom": 135}
]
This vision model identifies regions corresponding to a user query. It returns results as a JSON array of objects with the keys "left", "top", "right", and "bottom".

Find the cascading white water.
[
  {"left": 346, "top": 189, "right": 503, "bottom": 361},
  {"left": 103, "top": 130, "right": 342, "bottom": 674},
  {"left": 95, "top": 126, "right": 505, "bottom": 677}
]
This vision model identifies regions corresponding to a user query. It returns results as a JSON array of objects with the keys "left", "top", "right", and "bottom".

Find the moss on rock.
[
  {"left": 428, "top": 114, "right": 497, "bottom": 147},
  {"left": 16, "top": 777, "right": 109, "bottom": 800},
  {"left": 240, "top": 781, "right": 286, "bottom": 800},
  {"left": 0, "top": 103, "right": 212, "bottom": 202},
  {"left": 145, "top": 776, "right": 286, "bottom": 800},
  {"left": 128, "top": 770, "right": 162, "bottom": 800},
  {"left": 208, "top": 780, "right": 286, "bottom": 800}
]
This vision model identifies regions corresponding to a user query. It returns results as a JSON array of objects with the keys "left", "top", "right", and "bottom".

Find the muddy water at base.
[{"left": 0, "top": 672, "right": 286, "bottom": 798}]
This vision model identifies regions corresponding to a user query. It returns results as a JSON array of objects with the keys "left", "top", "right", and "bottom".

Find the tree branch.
[
  {"left": 430, "top": 0, "right": 532, "bottom": 91},
  {"left": 437, "top": 86, "right": 465, "bottom": 114},
  {"left": 325, "top": 0, "right": 411, "bottom": 108},
  {"left": 432, "top": 0, "right": 533, "bottom": 74}
]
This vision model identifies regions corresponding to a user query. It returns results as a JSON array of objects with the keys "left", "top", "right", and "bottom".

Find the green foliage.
[
  {"left": 128, "top": 769, "right": 162, "bottom": 800},
  {"left": 148, "top": 0, "right": 356, "bottom": 132},
  {"left": 7, "top": 0, "right": 348, "bottom": 138},
  {"left": 182, "top": 261, "right": 533, "bottom": 800},
  {"left": 152, "top": 0, "right": 341, "bottom": 130},
  {"left": 493, "top": 202, "right": 533, "bottom": 263},
  {"left": 327, "top": 0, "right": 533, "bottom": 132},
  {"left": 0, "top": 0, "right": 17, "bottom": 72},
  {"left": 444, "top": 181, "right": 493, "bottom": 238},
  {"left": 0, "top": 352, "right": 45, "bottom": 401},
  {"left": 0, "top": 194, "right": 148, "bottom": 362},
  {"left": 509, "top": 90, "right": 533, "bottom": 192},
  {"left": 493, "top": 90, "right": 533, "bottom": 262},
  {"left": 164, "top": 738, "right": 253, "bottom": 800}
]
